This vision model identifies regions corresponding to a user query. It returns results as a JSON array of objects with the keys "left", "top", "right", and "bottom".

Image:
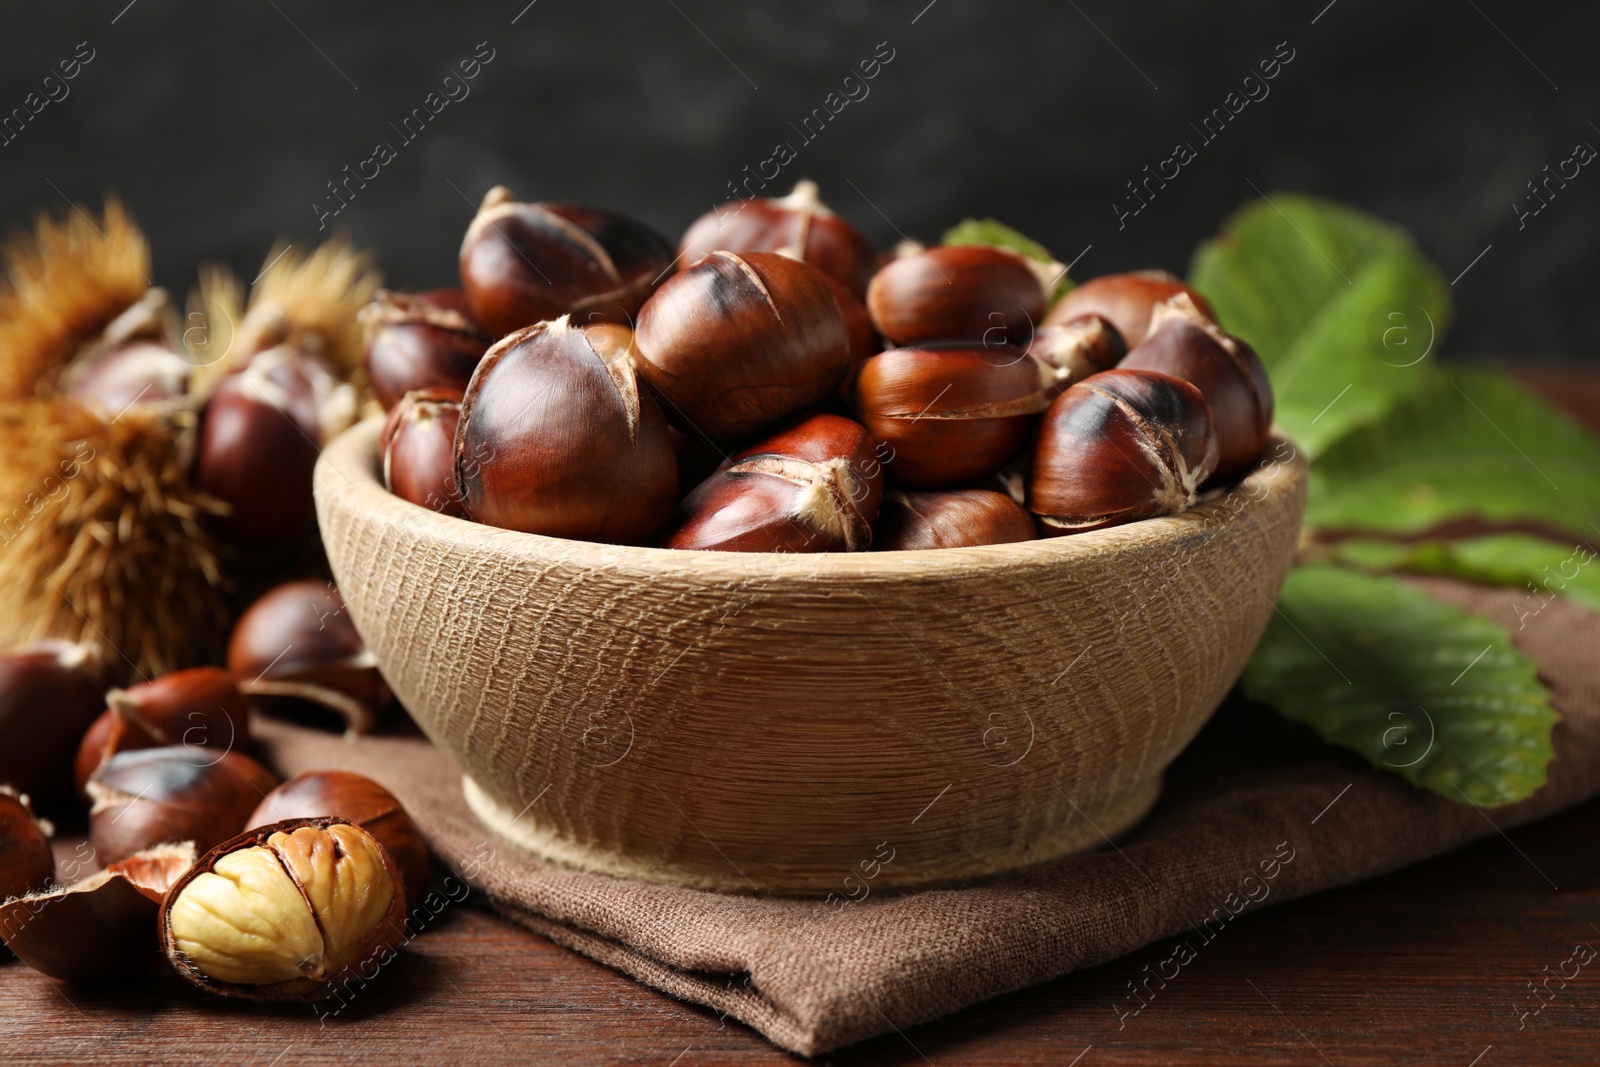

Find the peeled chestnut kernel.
[
  {"left": 875, "top": 489, "right": 1037, "bottom": 551},
  {"left": 0, "top": 641, "right": 108, "bottom": 812},
  {"left": 87, "top": 747, "right": 279, "bottom": 865},
  {"left": 854, "top": 344, "right": 1054, "bottom": 488},
  {"left": 663, "top": 413, "right": 884, "bottom": 552},
  {"left": 228, "top": 579, "right": 391, "bottom": 736},
  {"left": 74, "top": 666, "right": 251, "bottom": 797},
  {"left": 0, "top": 787, "right": 55, "bottom": 905},
  {"left": 459, "top": 186, "right": 674, "bottom": 337},
  {"left": 161, "top": 818, "right": 406, "bottom": 1002},
  {"left": 247, "top": 771, "right": 430, "bottom": 908},
  {"left": 635, "top": 251, "right": 850, "bottom": 441},
  {"left": 195, "top": 347, "right": 357, "bottom": 549},
  {"left": 866, "top": 245, "right": 1054, "bottom": 347},
  {"left": 1025, "top": 313, "right": 1126, "bottom": 396},
  {"left": 381, "top": 388, "right": 466, "bottom": 517},
  {"left": 678, "top": 180, "right": 877, "bottom": 296},
  {"left": 360, "top": 289, "right": 489, "bottom": 411},
  {"left": 455, "top": 316, "right": 678, "bottom": 542},
  {"left": 1119, "top": 293, "right": 1274, "bottom": 479},
  {"left": 0, "top": 842, "right": 195, "bottom": 983},
  {"left": 1044, "top": 270, "right": 1218, "bottom": 348},
  {"left": 1029, "top": 368, "right": 1219, "bottom": 534}
]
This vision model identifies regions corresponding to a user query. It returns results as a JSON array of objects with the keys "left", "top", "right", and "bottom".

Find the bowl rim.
[{"left": 317, "top": 417, "right": 1306, "bottom": 582}]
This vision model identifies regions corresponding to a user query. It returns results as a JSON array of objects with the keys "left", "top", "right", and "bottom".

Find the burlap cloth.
[{"left": 257, "top": 578, "right": 1600, "bottom": 1056}]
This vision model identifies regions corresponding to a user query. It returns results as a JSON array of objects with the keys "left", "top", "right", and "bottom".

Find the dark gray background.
[{"left": 1, "top": 0, "right": 1594, "bottom": 359}]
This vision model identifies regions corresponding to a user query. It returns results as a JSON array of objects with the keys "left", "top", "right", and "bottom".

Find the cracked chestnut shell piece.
[
  {"left": 663, "top": 413, "right": 884, "bottom": 553},
  {"left": 634, "top": 251, "right": 850, "bottom": 442},
  {"left": 865, "top": 245, "right": 1056, "bottom": 347},
  {"left": 380, "top": 387, "right": 465, "bottom": 518},
  {"left": 246, "top": 771, "right": 430, "bottom": 909},
  {"left": 0, "top": 842, "right": 195, "bottom": 982},
  {"left": 455, "top": 316, "right": 678, "bottom": 542},
  {"left": 458, "top": 186, "right": 674, "bottom": 338},
  {"left": 874, "top": 489, "right": 1037, "bottom": 551},
  {"left": 227, "top": 579, "right": 392, "bottom": 735},
  {"left": 74, "top": 666, "right": 251, "bottom": 797},
  {"left": 1024, "top": 313, "right": 1126, "bottom": 398},
  {"left": 1043, "top": 269, "right": 1218, "bottom": 348},
  {"left": 854, "top": 343, "right": 1055, "bottom": 488},
  {"left": 360, "top": 289, "right": 489, "bottom": 411},
  {"left": 1028, "top": 368, "right": 1219, "bottom": 534},
  {"left": 0, "top": 641, "right": 109, "bottom": 813},
  {"left": 0, "top": 787, "right": 55, "bottom": 907},
  {"left": 677, "top": 179, "right": 877, "bottom": 297},
  {"left": 1119, "top": 292, "right": 1274, "bottom": 479},
  {"left": 87, "top": 746, "right": 279, "bottom": 865},
  {"left": 160, "top": 818, "right": 407, "bottom": 1002}
]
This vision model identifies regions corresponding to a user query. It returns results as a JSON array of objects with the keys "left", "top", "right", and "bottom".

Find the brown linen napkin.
[{"left": 256, "top": 578, "right": 1600, "bottom": 1056}]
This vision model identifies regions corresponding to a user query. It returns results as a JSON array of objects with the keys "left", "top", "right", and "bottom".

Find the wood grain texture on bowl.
[{"left": 315, "top": 419, "right": 1307, "bottom": 893}]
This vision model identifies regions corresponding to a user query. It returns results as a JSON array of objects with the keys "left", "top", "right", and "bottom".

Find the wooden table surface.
[{"left": 6, "top": 364, "right": 1599, "bottom": 1066}]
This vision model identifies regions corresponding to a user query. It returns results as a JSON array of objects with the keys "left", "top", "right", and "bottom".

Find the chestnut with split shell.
[
  {"left": 74, "top": 666, "right": 251, "bottom": 797},
  {"left": 677, "top": 179, "right": 877, "bottom": 296},
  {"left": 86, "top": 746, "right": 280, "bottom": 865},
  {"left": 663, "top": 413, "right": 884, "bottom": 553},
  {"left": 160, "top": 818, "right": 407, "bottom": 1002},
  {"left": 360, "top": 288, "right": 489, "bottom": 411},
  {"left": 454, "top": 316, "right": 678, "bottom": 543},
  {"left": 1028, "top": 368, "right": 1219, "bottom": 534},
  {"left": 1043, "top": 269, "right": 1218, "bottom": 348},
  {"left": 874, "top": 489, "right": 1037, "bottom": 551},
  {"left": 228, "top": 579, "right": 392, "bottom": 735},
  {"left": 633, "top": 251, "right": 850, "bottom": 442},
  {"left": 380, "top": 388, "right": 466, "bottom": 517}
]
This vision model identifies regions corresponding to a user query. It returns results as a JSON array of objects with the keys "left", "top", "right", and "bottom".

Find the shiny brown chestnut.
[
  {"left": 455, "top": 316, "right": 678, "bottom": 541},
  {"left": 360, "top": 289, "right": 489, "bottom": 411},
  {"left": 1028, "top": 368, "right": 1219, "bottom": 534},
  {"left": 60, "top": 288, "right": 188, "bottom": 411},
  {"left": 854, "top": 344, "right": 1053, "bottom": 488},
  {"left": 74, "top": 666, "right": 251, "bottom": 797},
  {"left": 663, "top": 413, "right": 884, "bottom": 552},
  {"left": 1119, "top": 293, "right": 1274, "bottom": 479},
  {"left": 380, "top": 388, "right": 466, "bottom": 517},
  {"left": 1025, "top": 313, "right": 1126, "bottom": 396},
  {"left": 246, "top": 771, "right": 430, "bottom": 908},
  {"left": 458, "top": 186, "right": 674, "bottom": 337},
  {"left": 865, "top": 245, "right": 1054, "bottom": 347},
  {"left": 825, "top": 273, "right": 882, "bottom": 403},
  {"left": 86, "top": 746, "right": 279, "bottom": 865},
  {"left": 0, "top": 842, "right": 195, "bottom": 982},
  {"left": 0, "top": 641, "right": 108, "bottom": 812},
  {"left": 194, "top": 347, "right": 356, "bottom": 549},
  {"left": 874, "top": 489, "right": 1037, "bottom": 551},
  {"left": 677, "top": 180, "right": 877, "bottom": 296},
  {"left": 634, "top": 251, "right": 851, "bottom": 441},
  {"left": 160, "top": 818, "right": 406, "bottom": 1002},
  {"left": 1043, "top": 270, "right": 1218, "bottom": 348},
  {"left": 228, "top": 579, "right": 391, "bottom": 735},
  {"left": 0, "top": 787, "right": 55, "bottom": 906}
]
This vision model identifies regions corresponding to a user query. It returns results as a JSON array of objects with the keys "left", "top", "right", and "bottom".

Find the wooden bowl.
[{"left": 316, "top": 419, "right": 1306, "bottom": 893}]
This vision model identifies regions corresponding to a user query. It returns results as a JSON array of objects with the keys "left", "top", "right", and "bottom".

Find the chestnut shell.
[
  {"left": 380, "top": 388, "right": 466, "bottom": 517},
  {"left": 874, "top": 489, "right": 1037, "bottom": 551}
]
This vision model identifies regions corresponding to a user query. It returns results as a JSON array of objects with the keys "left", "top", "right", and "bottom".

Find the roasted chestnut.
[
  {"left": 360, "top": 288, "right": 489, "bottom": 410},
  {"left": 1025, "top": 313, "right": 1126, "bottom": 396},
  {"left": 455, "top": 316, "right": 678, "bottom": 542},
  {"left": 663, "top": 413, "right": 883, "bottom": 552},
  {"left": 0, "top": 787, "right": 55, "bottom": 906},
  {"left": 1028, "top": 369, "right": 1219, "bottom": 534},
  {"left": 75, "top": 666, "right": 251, "bottom": 796},
  {"left": 381, "top": 388, "right": 465, "bottom": 517},
  {"left": 1119, "top": 293, "right": 1273, "bottom": 478},
  {"left": 86, "top": 746, "right": 279, "bottom": 865},
  {"left": 634, "top": 251, "right": 850, "bottom": 441},
  {"left": 160, "top": 818, "right": 406, "bottom": 1001},
  {"left": 0, "top": 641, "right": 108, "bottom": 812},
  {"left": 247, "top": 770, "right": 429, "bottom": 908},
  {"left": 228, "top": 579, "right": 391, "bottom": 735},
  {"left": 677, "top": 180, "right": 877, "bottom": 296},
  {"left": 459, "top": 186, "right": 674, "bottom": 337},
  {"left": 854, "top": 344, "right": 1053, "bottom": 487},
  {"left": 1044, "top": 270, "right": 1217, "bottom": 348},
  {"left": 825, "top": 273, "right": 882, "bottom": 402},
  {"left": 874, "top": 489, "right": 1037, "bottom": 551},
  {"left": 865, "top": 245, "right": 1053, "bottom": 347}
]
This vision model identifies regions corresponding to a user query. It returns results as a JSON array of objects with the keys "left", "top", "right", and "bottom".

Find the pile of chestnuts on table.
[{"left": 367, "top": 180, "right": 1274, "bottom": 552}]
